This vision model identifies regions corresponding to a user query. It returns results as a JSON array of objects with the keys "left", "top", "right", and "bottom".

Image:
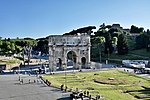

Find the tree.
[
  {"left": 112, "top": 37, "right": 118, "bottom": 44},
  {"left": 33, "top": 39, "right": 48, "bottom": 55},
  {"left": 99, "top": 23, "right": 105, "bottom": 29},
  {"left": 104, "top": 33, "right": 113, "bottom": 54},
  {"left": 135, "top": 34, "right": 149, "bottom": 49},
  {"left": 94, "top": 25, "right": 116, "bottom": 55},
  {"left": 117, "top": 34, "right": 128, "bottom": 55},
  {"left": 91, "top": 36, "right": 105, "bottom": 62},
  {"left": 130, "top": 25, "right": 144, "bottom": 33},
  {"left": 147, "top": 29, "right": 150, "bottom": 35},
  {"left": 10, "top": 42, "right": 16, "bottom": 53},
  {"left": 15, "top": 45, "right": 22, "bottom": 53},
  {"left": 94, "top": 29, "right": 107, "bottom": 37},
  {"left": 1, "top": 41, "right": 11, "bottom": 54},
  {"left": 0, "top": 37, "right": 2, "bottom": 51},
  {"left": 139, "top": 27, "right": 144, "bottom": 33}
]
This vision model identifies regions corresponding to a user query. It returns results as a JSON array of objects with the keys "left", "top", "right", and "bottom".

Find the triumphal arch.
[{"left": 48, "top": 26, "right": 96, "bottom": 71}]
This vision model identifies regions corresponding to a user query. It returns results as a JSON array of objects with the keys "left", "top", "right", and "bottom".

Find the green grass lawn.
[
  {"left": 129, "top": 49, "right": 150, "bottom": 58},
  {"left": 109, "top": 54, "right": 145, "bottom": 60},
  {"left": 43, "top": 70, "right": 150, "bottom": 100},
  {"left": 103, "top": 49, "right": 150, "bottom": 64}
]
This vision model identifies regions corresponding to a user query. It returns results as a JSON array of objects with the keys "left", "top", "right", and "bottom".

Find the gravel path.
[{"left": 0, "top": 74, "right": 71, "bottom": 100}]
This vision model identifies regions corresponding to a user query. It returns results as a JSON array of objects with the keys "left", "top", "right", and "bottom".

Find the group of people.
[
  {"left": 60, "top": 84, "right": 101, "bottom": 100},
  {"left": 60, "top": 84, "right": 68, "bottom": 92}
]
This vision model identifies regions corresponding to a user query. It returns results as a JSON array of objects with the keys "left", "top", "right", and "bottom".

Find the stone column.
[
  {"left": 49, "top": 46, "right": 53, "bottom": 73},
  {"left": 62, "top": 49, "right": 67, "bottom": 70}
]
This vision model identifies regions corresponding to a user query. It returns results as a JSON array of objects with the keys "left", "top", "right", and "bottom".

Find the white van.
[{"left": 122, "top": 60, "right": 147, "bottom": 68}]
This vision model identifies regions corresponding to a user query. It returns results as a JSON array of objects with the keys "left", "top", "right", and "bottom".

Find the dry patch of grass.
[{"left": 94, "top": 77, "right": 129, "bottom": 85}]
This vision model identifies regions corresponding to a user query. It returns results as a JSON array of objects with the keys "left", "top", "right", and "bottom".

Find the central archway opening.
[{"left": 67, "top": 51, "right": 77, "bottom": 69}]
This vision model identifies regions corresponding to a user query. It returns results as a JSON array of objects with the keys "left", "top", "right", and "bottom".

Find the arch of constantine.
[{"left": 48, "top": 34, "right": 91, "bottom": 71}]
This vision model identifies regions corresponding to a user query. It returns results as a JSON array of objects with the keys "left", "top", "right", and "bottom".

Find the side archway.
[
  {"left": 56, "top": 58, "right": 62, "bottom": 70},
  {"left": 81, "top": 57, "right": 86, "bottom": 68}
]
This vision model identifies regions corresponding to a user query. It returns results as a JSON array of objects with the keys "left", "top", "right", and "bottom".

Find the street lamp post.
[
  {"left": 22, "top": 47, "right": 25, "bottom": 67},
  {"left": 19, "top": 63, "right": 20, "bottom": 74},
  {"left": 106, "top": 48, "right": 109, "bottom": 64},
  {"left": 64, "top": 52, "right": 67, "bottom": 88},
  {"left": 48, "top": 54, "right": 51, "bottom": 74},
  {"left": 64, "top": 63, "right": 67, "bottom": 88},
  {"left": 72, "top": 51, "right": 75, "bottom": 73},
  {"left": 99, "top": 44, "right": 102, "bottom": 63}
]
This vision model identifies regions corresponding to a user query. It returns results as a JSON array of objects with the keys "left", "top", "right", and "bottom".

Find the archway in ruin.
[
  {"left": 56, "top": 58, "right": 62, "bottom": 70},
  {"left": 81, "top": 57, "right": 86, "bottom": 68},
  {"left": 48, "top": 34, "right": 92, "bottom": 71},
  {"left": 67, "top": 51, "right": 77, "bottom": 69}
]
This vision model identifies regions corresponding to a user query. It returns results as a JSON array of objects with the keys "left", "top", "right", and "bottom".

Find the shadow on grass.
[{"left": 124, "top": 86, "right": 150, "bottom": 99}]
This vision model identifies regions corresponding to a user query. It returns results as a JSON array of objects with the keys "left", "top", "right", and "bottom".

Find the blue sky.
[{"left": 0, "top": 0, "right": 150, "bottom": 39}]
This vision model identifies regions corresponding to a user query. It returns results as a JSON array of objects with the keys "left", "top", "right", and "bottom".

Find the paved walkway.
[{"left": 0, "top": 74, "right": 71, "bottom": 100}]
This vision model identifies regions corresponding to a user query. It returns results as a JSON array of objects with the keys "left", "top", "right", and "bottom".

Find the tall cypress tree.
[
  {"left": 104, "top": 33, "right": 113, "bottom": 55},
  {"left": 117, "top": 34, "right": 128, "bottom": 55}
]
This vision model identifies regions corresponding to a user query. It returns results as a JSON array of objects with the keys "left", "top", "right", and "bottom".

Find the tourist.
[{"left": 60, "top": 84, "right": 64, "bottom": 91}]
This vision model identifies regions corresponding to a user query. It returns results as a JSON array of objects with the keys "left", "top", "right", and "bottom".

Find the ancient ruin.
[{"left": 48, "top": 26, "right": 96, "bottom": 71}]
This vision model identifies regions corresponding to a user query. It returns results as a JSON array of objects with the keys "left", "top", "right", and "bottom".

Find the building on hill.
[
  {"left": 111, "top": 24, "right": 123, "bottom": 29},
  {"left": 129, "top": 33, "right": 140, "bottom": 40},
  {"left": 123, "top": 29, "right": 130, "bottom": 33}
]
